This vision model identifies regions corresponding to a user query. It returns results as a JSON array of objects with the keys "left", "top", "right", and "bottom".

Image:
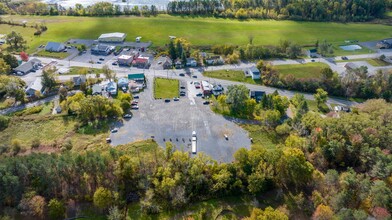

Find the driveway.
[{"left": 110, "top": 78, "right": 251, "bottom": 162}]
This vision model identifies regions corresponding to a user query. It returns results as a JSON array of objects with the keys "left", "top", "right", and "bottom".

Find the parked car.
[
  {"left": 173, "top": 97, "right": 179, "bottom": 101},
  {"left": 179, "top": 73, "right": 185, "bottom": 77},
  {"left": 131, "top": 100, "right": 138, "bottom": 105},
  {"left": 164, "top": 99, "right": 171, "bottom": 103},
  {"left": 158, "top": 61, "right": 163, "bottom": 64},
  {"left": 106, "top": 138, "right": 112, "bottom": 143},
  {"left": 131, "top": 105, "right": 139, "bottom": 110},
  {"left": 224, "top": 134, "right": 228, "bottom": 140},
  {"left": 203, "top": 100, "right": 210, "bottom": 105},
  {"left": 180, "top": 92, "right": 186, "bottom": 96},
  {"left": 99, "top": 58, "right": 105, "bottom": 61},
  {"left": 196, "top": 93, "right": 203, "bottom": 97},
  {"left": 311, "top": 59, "right": 315, "bottom": 62},
  {"left": 180, "top": 86, "right": 186, "bottom": 89},
  {"left": 111, "top": 128, "right": 118, "bottom": 133},
  {"left": 133, "top": 95, "right": 139, "bottom": 99},
  {"left": 97, "top": 61, "right": 102, "bottom": 64},
  {"left": 112, "top": 62, "right": 118, "bottom": 65},
  {"left": 192, "top": 75, "right": 197, "bottom": 78},
  {"left": 123, "top": 114, "right": 132, "bottom": 119}
]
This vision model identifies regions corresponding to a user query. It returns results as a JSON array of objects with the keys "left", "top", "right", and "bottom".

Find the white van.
[{"left": 191, "top": 131, "right": 197, "bottom": 154}]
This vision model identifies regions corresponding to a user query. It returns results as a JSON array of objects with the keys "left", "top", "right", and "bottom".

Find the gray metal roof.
[{"left": 45, "top": 42, "right": 64, "bottom": 51}]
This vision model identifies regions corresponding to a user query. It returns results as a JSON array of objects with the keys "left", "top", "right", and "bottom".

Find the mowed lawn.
[
  {"left": 203, "top": 70, "right": 258, "bottom": 84},
  {"left": 154, "top": 77, "right": 179, "bottom": 99},
  {"left": 367, "top": 58, "right": 391, "bottom": 67},
  {"left": 275, "top": 62, "right": 329, "bottom": 79},
  {"left": 1, "top": 15, "right": 392, "bottom": 51},
  {"left": 35, "top": 50, "right": 70, "bottom": 59}
]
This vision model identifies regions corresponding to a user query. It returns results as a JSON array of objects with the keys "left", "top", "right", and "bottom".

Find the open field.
[
  {"left": 154, "top": 77, "right": 179, "bottom": 99},
  {"left": 275, "top": 62, "right": 329, "bottom": 79},
  {"left": 1, "top": 15, "right": 392, "bottom": 52},
  {"left": 0, "top": 105, "right": 109, "bottom": 152},
  {"left": 203, "top": 69, "right": 259, "bottom": 84}
]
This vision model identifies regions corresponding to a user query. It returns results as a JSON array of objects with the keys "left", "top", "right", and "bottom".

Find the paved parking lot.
[{"left": 110, "top": 78, "right": 251, "bottom": 162}]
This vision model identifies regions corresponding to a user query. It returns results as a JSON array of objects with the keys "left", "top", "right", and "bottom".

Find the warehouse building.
[{"left": 98, "top": 32, "right": 127, "bottom": 43}]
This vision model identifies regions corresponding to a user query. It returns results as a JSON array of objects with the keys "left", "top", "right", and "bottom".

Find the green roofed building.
[
  {"left": 128, "top": 73, "right": 145, "bottom": 81},
  {"left": 128, "top": 73, "right": 146, "bottom": 88}
]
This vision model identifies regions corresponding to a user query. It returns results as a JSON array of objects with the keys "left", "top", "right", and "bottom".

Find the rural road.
[{"left": 10, "top": 50, "right": 392, "bottom": 114}]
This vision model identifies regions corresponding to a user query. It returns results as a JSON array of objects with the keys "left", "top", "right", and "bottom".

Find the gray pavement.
[{"left": 110, "top": 77, "right": 251, "bottom": 163}]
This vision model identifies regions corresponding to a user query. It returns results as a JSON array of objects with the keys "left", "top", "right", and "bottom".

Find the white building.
[
  {"left": 98, "top": 32, "right": 127, "bottom": 43},
  {"left": 117, "top": 55, "right": 133, "bottom": 66}
]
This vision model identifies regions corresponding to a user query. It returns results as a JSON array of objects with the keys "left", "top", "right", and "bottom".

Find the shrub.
[
  {"left": 31, "top": 138, "right": 41, "bottom": 149},
  {"left": 0, "top": 115, "right": 10, "bottom": 131},
  {"left": 11, "top": 139, "right": 22, "bottom": 155}
]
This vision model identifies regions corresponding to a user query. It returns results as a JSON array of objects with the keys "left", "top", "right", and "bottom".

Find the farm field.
[
  {"left": 275, "top": 62, "right": 329, "bottom": 79},
  {"left": 154, "top": 77, "right": 179, "bottom": 99},
  {"left": 1, "top": 15, "right": 392, "bottom": 52}
]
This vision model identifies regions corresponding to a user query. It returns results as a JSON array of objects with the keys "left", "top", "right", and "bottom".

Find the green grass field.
[
  {"left": 275, "top": 62, "right": 329, "bottom": 79},
  {"left": 0, "top": 107, "right": 109, "bottom": 151},
  {"left": 1, "top": 15, "right": 391, "bottom": 52},
  {"left": 154, "top": 77, "right": 179, "bottom": 99},
  {"left": 239, "top": 124, "right": 278, "bottom": 150},
  {"left": 66, "top": 66, "right": 102, "bottom": 75},
  {"left": 35, "top": 50, "right": 70, "bottom": 59},
  {"left": 366, "top": 58, "right": 391, "bottom": 67},
  {"left": 203, "top": 69, "right": 259, "bottom": 84}
]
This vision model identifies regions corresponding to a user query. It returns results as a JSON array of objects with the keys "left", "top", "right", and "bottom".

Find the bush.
[
  {"left": 15, "top": 106, "right": 43, "bottom": 116},
  {"left": 11, "top": 139, "right": 22, "bottom": 155},
  {"left": 48, "top": 199, "right": 65, "bottom": 219},
  {"left": 61, "top": 139, "right": 73, "bottom": 151},
  {"left": 31, "top": 138, "right": 41, "bottom": 149},
  {"left": 0, "top": 115, "right": 10, "bottom": 131}
]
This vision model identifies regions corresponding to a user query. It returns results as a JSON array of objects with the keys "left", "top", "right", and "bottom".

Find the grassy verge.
[
  {"left": 276, "top": 62, "right": 329, "bottom": 79},
  {"left": 306, "top": 99, "right": 330, "bottom": 113},
  {"left": 203, "top": 70, "right": 260, "bottom": 84},
  {"left": 154, "top": 78, "right": 179, "bottom": 99},
  {"left": 366, "top": 58, "right": 391, "bottom": 66},
  {"left": 239, "top": 124, "right": 278, "bottom": 150},
  {"left": 0, "top": 98, "right": 15, "bottom": 110},
  {"left": 36, "top": 50, "right": 70, "bottom": 59}
]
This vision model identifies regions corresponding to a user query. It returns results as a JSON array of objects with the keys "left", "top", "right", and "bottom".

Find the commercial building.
[
  {"left": 91, "top": 44, "right": 114, "bottom": 55},
  {"left": 98, "top": 32, "right": 127, "bottom": 43},
  {"left": 14, "top": 58, "right": 42, "bottom": 75},
  {"left": 45, "top": 42, "right": 65, "bottom": 52},
  {"left": 117, "top": 55, "right": 133, "bottom": 66}
]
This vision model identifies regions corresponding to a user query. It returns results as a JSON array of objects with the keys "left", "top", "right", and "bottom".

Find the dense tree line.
[
  {"left": 1, "top": 0, "right": 388, "bottom": 21},
  {"left": 4, "top": 1, "right": 158, "bottom": 17},
  {"left": 168, "top": 0, "right": 388, "bottom": 21}
]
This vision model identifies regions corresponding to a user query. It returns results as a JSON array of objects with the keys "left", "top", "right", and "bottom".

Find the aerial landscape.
[{"left": 0, "top": 0, "right": 392, "bottom": 219}]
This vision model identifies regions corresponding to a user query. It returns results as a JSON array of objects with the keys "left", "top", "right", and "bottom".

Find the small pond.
[{"left": 340, "top": 44, "right": 362, "bottom": 51}]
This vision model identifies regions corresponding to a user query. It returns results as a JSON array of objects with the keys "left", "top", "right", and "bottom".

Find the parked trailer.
[{"left": 192, "top": 131, "right": 197, "bottom": 154}]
